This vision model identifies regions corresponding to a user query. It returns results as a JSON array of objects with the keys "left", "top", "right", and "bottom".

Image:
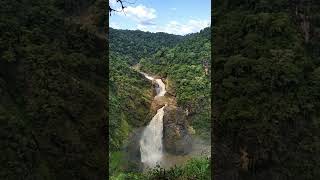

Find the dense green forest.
[
  {"left": 109, "top": 28, "right": 184, "bottom": 152},
  {"left": 109, "top": 26, "right": 211, "bottom": 178},
  {"left": 109, "top": 28, "right": 184, "bottom": 65},
  {"left": 109, "top": 52, "right": 153, "bottom": 150},
  {"left": 213, "top": 0, "right": 320, "bottom": 179},
  {"left": 0, "top": 0, "right": 107, "bottom": 179},
  {"left": 140, "top": 27, "right": 211, "bottom": 138}
]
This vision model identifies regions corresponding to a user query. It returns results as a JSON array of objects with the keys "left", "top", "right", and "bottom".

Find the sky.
[{"left": 109, "top": 0, "right": 211, "bottom": 35}]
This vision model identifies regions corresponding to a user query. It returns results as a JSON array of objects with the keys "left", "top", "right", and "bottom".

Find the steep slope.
[
  {"left": 108, "top": 29, "right": 188, "bottom": 151},
  {"left": 109, "top": 52, "right": 153, "bottom": 151},
  {"left": 213, "top": 1, "right": 320, "bottom": 179},
  {"left": 0, "top": 0, "right": 107, "bottom": 179},
  {"left": 108, "top": 42, "right": 155, "bottom": 178},
  {"left": 140, "top": 27, "right": 211, "bottom": 139}
]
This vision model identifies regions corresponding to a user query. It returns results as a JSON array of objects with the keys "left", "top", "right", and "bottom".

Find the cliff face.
[
  {"left": 163, "top": 105, "right": 192, "bottom": 155},
  {"left": 0, "top": 0, "right": 107, "bottom": 179}
]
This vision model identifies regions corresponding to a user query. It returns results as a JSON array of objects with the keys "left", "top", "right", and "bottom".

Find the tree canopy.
[{"left": 213, "top": 0, "right": 320, "bottom": 179}]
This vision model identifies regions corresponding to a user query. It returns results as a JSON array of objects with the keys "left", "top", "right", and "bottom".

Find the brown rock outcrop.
[{"left": 163, "top": 105, "right": 192, "bottom": 155}]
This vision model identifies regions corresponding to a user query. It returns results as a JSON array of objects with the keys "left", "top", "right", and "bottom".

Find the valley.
[{"left": 109, "top": 27, "right": 211, "bottom": 179}]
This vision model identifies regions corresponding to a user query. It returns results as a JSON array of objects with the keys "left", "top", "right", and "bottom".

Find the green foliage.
[
  {"left": 146, "top": 157, "right": 211, "bottom": 180},
  {"left": 140, "top": 27, "right": 211, "bottom": 138},
  {"left": 0, "top": 0, "right": 107, "bottom": 179},
  {"left": 109, "top": 151, "right": 125, "bottom": 177},
  {"left": 109, "top": 28, "right": 184, "bottom": 65},
  {"left": 109, "top": 27, "right": 211, "bottom": 178},
  {"left": 109, "top": 52, "right": 152, "bottom": 151},
  {"left": 213, "top": 1, "right": 320, "bottom": 179},
  {"left": 109, "top": 157, "right": 211, "bottom": 180}
]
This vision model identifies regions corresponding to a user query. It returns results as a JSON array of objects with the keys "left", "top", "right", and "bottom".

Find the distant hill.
[{"left": 109, "top": 28, "right": 184, "bottom": 64}]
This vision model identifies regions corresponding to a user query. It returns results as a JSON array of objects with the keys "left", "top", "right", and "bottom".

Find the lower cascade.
[{"left": 139, "top": 106, "right": 165, "bottom": 167}]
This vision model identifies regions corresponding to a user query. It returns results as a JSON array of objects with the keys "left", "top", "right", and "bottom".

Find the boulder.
[{"left": 163, "top": 105, "right": 192, "bottom": 155}]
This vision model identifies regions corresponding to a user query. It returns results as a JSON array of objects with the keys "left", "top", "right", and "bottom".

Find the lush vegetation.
[
  {"left": 109, "top": 28, "right": 192, "bottom": 147},
  {"left": 110, "top": 157, "right": 211, "bottom": 180},
  {"left": 109, "top": 28, "right": 184, "bottom": 65},
  {"left": 140, "top": 27, "right": 211, "bottom": 138},
  {"left": 109, "top": 26, "right": 211, "bottom": 179},
  {"left": 213, "top": 0, "right": 320, "bottom": 179},
  {"left": 109, "top": 52, "right": 153, "bottom": 150},
  {"left": 0, "top": 0, "right": 107, "bottom": 179}
]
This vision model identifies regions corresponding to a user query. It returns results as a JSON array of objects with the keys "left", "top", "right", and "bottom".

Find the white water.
[
  {"left": 140, "top": 72, "right": 154, "bottom": 81},
  {"left": 139, "top": 72, "right": 167, "bottom": 167},
  {"left": 137, "top": 71, "right": 210, "bottom": 169},
  {"left": 140, "top": 106, "right": 165, "bottom": 167},
  {"left": 155, "top": 79, "right": 166, "bottom": 97},
  {"left": 140, "top": 72, "right": 166, "bottom": 97}
]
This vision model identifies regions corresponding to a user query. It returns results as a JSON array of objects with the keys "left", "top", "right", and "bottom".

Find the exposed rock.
[
  {"left": 163, "top": 105, "right": 192, "bottom": 155},
  {"left": 150, "top": 96, "right": 177, "bottom": 112}
]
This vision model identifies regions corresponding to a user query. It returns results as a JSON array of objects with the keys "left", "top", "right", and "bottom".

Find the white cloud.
[
  {"left": 116, "top": 5, "right": 157, "bottom": 26},
  {"left": 155, "top": 19, "right": 210, "bottom": 35},
  {"left": 110, "top": 3, "right": 209, "bottom": 35}
]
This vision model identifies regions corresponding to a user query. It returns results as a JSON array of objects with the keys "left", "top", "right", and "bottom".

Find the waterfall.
[
  {"left": 139, "top": 72, "right": 167, "bottom": 167},
  {"left": 155, "top": 79, "right": 167, "bottom": 97},
  {"left": 139, "top": 106, "right": 165, "bottom": 167},
  {"left": 140, "top": 72, "right": 167, "bottom": 97},
  {"left": 140, "top": 72, "right": 154, "bottom": 81}
]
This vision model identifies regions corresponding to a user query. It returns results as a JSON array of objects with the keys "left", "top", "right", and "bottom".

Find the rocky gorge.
[{"left": 124, "top": 69, "right": 210, "bottom": 171}]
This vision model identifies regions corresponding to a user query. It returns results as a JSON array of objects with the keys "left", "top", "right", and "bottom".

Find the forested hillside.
[
  {"left": 108, "top": 29, "right": 184, "bottom": 152},
  {"left": 0, "top": 0, "right": 107, "bottom": 179},
  {"left": 109, "top": 26, "right": 211, "bottom": 179},
  {"left": 213, "top": 0, "right": 320, "bottom": 179},
  {"left": 140, "top": 27, "right": 211, "bottom": 138},
  {"left": 109, "top": 27, "right": 211, "bottom": 149},
  {"left": 109, "top": 52, "right": 153, "bottom": 151},
  {"left": 109, "top": 28, "right": 184, "bottom": 64}
]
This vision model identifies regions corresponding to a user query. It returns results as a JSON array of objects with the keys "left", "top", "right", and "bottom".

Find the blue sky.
[{"left": 109, "top": 0, "right": 211, "bottom": 35}]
